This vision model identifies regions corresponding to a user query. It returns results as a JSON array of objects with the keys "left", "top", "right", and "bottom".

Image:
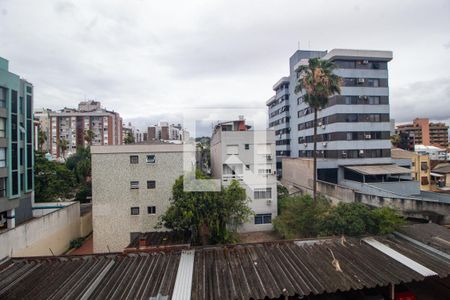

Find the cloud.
[
  {"left": 0, "top": 0, "right": 449, "bottom": 133},
  {"left": 391, "top": 77, "right": 450, "bottom": 123}
]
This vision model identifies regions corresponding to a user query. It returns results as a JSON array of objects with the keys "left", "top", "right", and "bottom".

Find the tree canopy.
[
  {"left": 273, "top": 194, "right": 405, "bottom": 238},
  {"left": 124, "top": 132, "right": 135, "bottom": 144},
  {"left": 158, "top": 172, "right": 252, "bottom": 245}
]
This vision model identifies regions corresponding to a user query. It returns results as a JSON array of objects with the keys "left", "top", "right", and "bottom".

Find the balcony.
[{"left": 222, "top": 174, "right": 244, "bottom": 183}]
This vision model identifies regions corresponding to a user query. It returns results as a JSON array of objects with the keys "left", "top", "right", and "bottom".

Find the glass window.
[
  {"left": 131, "top": 207, "right": 140, "bottom": 215},
  {"left": 130, "top": 181, "right": 139, "bottom": 189},
  {"left": 146, "top": 154, "right": 156, "bottom": 163},
  {"left": 0, "top": 148, "right": 5, "bottom": 167},
  {"left": 255, "top": 213, "right": 272, "bottom": 224},
  {"left": 254, "top": 188, "right": 272, "bottom": 199},
  {"left": 147, "top": 206, "right": 156, "bottom": 214},
  {"left": 0, "top": 119, "right": 5, "bottom": 138},
  {"left": 244, "top": 144, "right": 249, "bottom": 150},
  {"left": 0, "top": 88, "right": 5, "bottom": 108},
  {"left": 147, "top": 180, "right": 156, "bottom": 189},
  {"left": 130, "top": 155, "right": 139, "bottom": 164}
]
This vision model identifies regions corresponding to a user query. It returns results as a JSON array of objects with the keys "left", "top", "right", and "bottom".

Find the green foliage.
[
  {"left": 124, "top": 132, "right": 135, "bottom": 144},
  {"left": 273, "top": 195, "right": 330, "bottom": 239},
  {"left": 273, "top": 195, "right": 405, "bottom": 238},
  {"left": 70, "top": 237, "right": 85, "bottom": 249},
  {"left": 369, "top": 206, "right": 405, "bottom": 234},
  {"left": 58, "top": 138, "right": 69, "bottom": 158},
  {"left": 84, "top": 129, "right": 96, "bottom": 145},
  {"left": 276, "top": 184, "right": 290, "bottom": 214},
  {"left": 76, "top": 183, "right": 92, "bottom": 203},
  {"left": 38, "top": 130, "right": 47, "bottom": 151},
  {"left": 390, "top": 134, "right": 401, "bottom": 147},
  {"left": 158, "top": 173, "right": 252, "bottom": 245},
  {"left": 35, "top": 153, "right": 77, "bottom": 201},
  {"left": 320, "top": 202, "right": 373, "bottom": 236}
]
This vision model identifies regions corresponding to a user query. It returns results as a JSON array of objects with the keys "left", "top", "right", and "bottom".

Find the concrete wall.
[
  {"left": 92, "top": 149, "right": 188, "bottom": 253},
  {"left": 0, "top": 202, "right": 80, "bottom": 259},
  {"left": 80, "top": 211, "right": 92, "bottom": 238}
]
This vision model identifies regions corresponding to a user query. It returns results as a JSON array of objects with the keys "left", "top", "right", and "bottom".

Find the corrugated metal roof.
[
  {"left": 172, "top": 250, "right": 195, "bottom": 300},
  {"left": 363, "top": 237, "right": 438, "bottom": 277},
  {"left": 1, "top": 224, "right": 450, "bottom": 300},
  {"left": 345, "top": 164, "right": 413, "bottom": 175},
  {"left": 190, "top": 238, "right": 426, "bottom": 300}
]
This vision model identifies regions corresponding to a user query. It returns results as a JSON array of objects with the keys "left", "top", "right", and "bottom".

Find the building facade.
[
  {"left": 392, "top": 148, "right": 431, "bottom": 191},
  {"left": 268, "top": 49, "right": 393, "bottom": 183},
  {"left": 147, "top": 122, "right": 190, "bottom": 143},
  {"left": 210, "top": 118, "right": 277, "bottom": 231},
  {"left": 396, "top": 118, "right": 449, "bottom": 150},
  {"left": 36, "top": 101, "right": 123, "bottom": 158},
  {"left": 0, "top": 57, "right": 34, "bottom": 229},
  {"left": 91, "top": 144, "right": 194, "bottom": 253}
]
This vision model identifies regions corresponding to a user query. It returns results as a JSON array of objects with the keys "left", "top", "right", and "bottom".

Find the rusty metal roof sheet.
[
  {"left": 2, "top": 224, "right": 450, "bottom": 300},
  {"left": 345, "top": 164, "right": 413, "bottom": 175}
]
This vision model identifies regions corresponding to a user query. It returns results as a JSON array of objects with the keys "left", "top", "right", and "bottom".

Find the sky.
[{"left": 0, "top": 0, "right": 449, "bottom": 136}]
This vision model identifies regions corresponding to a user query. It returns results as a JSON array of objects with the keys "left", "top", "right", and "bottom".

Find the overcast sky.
[{"left": 0, "top": 0, "right": 449, "bottom": 135}]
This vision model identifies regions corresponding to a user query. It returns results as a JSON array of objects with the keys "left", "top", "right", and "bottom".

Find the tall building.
[
  {"left": 268, "top": 49, "right": 393, "bottom": 183},
  {"left": 396, "top": 118, "right": 449, "bottom": 150},
  {"left": 147, "top": 122, "right": 190, "bottom": 143},
  {"left": 0, "top": 57, "right": 34, "bottom": 229},
  {"left": 91, "top": 144, "right": 195, "bottom": 252},
  {"left": 36, "top": 101, "right": 123, "bottom": 158},
  {"left": 210, "top": 118, "right": 277, "bottom": 231}
]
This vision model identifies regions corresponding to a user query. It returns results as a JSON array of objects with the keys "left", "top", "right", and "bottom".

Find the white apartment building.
[
  {"left": 91, "top": 144, "right": 195, "bottom": 253},
  {"left": 415, "top": 144, "right": 448, "bottom": 161},
  {"left": 210, "top": 118, "right": 277, "bottom": 232}
]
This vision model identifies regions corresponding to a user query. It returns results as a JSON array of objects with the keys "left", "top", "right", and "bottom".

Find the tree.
[
  {"left": 273, "top": 194, "right": 330, "bottom": 239},
  {"left": 34, "top": 153, "right": 77, "bottom": 201},
  {"left": 295, "top": 58, "right": 341, "bottom": 200},
  {"left": 58, "top": 138, "right": 69, "bottom": 159},
  {"left": 320, "top": 202, "right": 373, "bottom": 236},
  {"left": 390, "top": 134, "right": 401, "bottom": 148},
  {"left": 158, "top": 173, "right": 252, "bottom": 245},
  {"left": 84, "top": 129, "right": 96, "bottom": 146},
  {"left": 124, "top": 131, "right": 135, "bottom": 144},
  {"left": 37, "top": 130, "right": 47, "bottom": 152}
]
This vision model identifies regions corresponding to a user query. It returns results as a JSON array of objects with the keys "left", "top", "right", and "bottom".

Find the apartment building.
[
  {"left": 91, "top": 144, "right": 195, "bottom": 253},
  {"left": 0, "top": 57, "right": 34, "bottom": 229},
  {"left": 210, "top": 118, "right": 277, "bottom": 231},
  {"left": 36, "top": 101, "right": 123, "bottom": 158},
  {"left": 268, "top": 49, "right": 394, "bottom": 184},
  {"left": 396, "top": 118, "right": 448, "bottom": 150},
  {"left": 147, "top": 122, "right": 190, "bottom": 143},
  {"left": 392, "top": 148, "right": 431, "bottom": 191},
  {"left": 415, "top": 144, "right": 448, "bottom": 161}
]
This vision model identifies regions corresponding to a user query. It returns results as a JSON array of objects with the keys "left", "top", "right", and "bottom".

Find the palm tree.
[
  {"left": 38, "top": 130, "right": 47, "bottom": 152},
  {"left": 295, "top": 58, "right": 341, "bottom": 200},
  {"left": 84, "top": 129, "right": 96, "bottom": 146},
  {"left": 58, "top": 138, "right": 69, "bottom": 159}
]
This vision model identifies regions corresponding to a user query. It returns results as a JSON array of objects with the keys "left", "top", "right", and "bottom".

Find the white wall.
[{"left": 0, "top": 202, "right": 81, "bottom": 259}]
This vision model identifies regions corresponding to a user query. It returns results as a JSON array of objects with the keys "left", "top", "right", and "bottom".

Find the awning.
[
  {"left": 344, "top": 164, "right": 413, "bottom": 176},
  {"left": 430, "top": 172, "right": 445, "bottom": 177}
]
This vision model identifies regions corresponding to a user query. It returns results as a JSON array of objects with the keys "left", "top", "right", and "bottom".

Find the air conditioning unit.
[
  {"left": 357, "top": 78, "right": 365, "bottom": 84},
  {"left": 365, "top": 134, "right": 372, "bottom": 139},
  {"left": 304, "top": 143, "right": 308, "bottom": 148},
  {"left": 266, "top": 154, "right": 272, "bottom": 161},
  {"left": 342, "top": 151, "right": 347, "bottom": 158},
  {"left": 362, "top": 60, "right": 369, "bottom": 65},
  {"left": 359, "top": 150, "right": 365, "bottom": 157},
  {"left": 321, "top": 124, "right": 326, "bottom": 129},
  {"left": 318, "top": 121, "right": 323, "bottom": 126},
  {"left": 359, "top": 95, "right": 368, "bottom": 100},
  {"left": 266, "top": 199, "right": 272, "bottom": 205},
  {"left": 322, "top": 142, "right": 328, "bottom": 147}
]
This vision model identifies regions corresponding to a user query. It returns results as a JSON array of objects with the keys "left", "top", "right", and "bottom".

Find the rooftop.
[
  {"left": 1, "top": 224, "right": 450, "bottom": 300},
  {"left": 91, "top": 143, "right": 195, "bottom": 154}
]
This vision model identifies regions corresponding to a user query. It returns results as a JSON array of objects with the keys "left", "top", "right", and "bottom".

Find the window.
[
  {"left": 0, "top": 148, "right": 5, "bottom": 168},
  {"left": 421, "top": 162, "right": 428, "bottom": 171},
  {"left": 147, "top": 206, "right": 156, "bottom": 214},
  {"left": 254, "top": 188, "right": 272, "bottom": 199},
  {"left": 131, "top": 207, "right": 140, "bottom": 215},
  {"left": 245, "top": 164, "right": 250, "bottom": 170},
  {"left": 244, "top": 144, "right": 249, "bottom": 150},
  {"left": 130, "top": 155, "right": 139, "bottom": 164},
  {"left": 226, "top": 145, "right": 239, "bottom": 155},
  {"left": 147, "top": 180, "right": 156, "bottom": 189},
  {"left": 146, "top": 154, "right": 156, "bottom": 163},
  {"left": 130, "top": 181, "right": 139, "bottom": 189},
  {"left": 0, "top": 88, "right": 5, "bottom": 108},
  {"left": 255, "top": 213, "right": 272, "bottom": 224},
  {"left": 0, "top": 119, "right": 5, "bottom": 138},
  {"left": 0, "top": 178, "right": 5, "bottom": 197},
  {"left": 258, "top": 169, "right": 272, "bottom": 174}
]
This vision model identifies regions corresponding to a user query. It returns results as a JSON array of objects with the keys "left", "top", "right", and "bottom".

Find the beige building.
[
  {"left": 91, "top": 144, "right": 194, "bottom": 253},
  {"left": 210, "top": 118, "right": 277, "bottom": 232},
  {"left": 392, "top": 148, "right": 431, "bottom": 191}
]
